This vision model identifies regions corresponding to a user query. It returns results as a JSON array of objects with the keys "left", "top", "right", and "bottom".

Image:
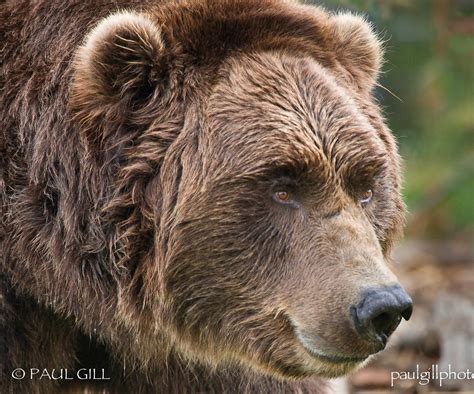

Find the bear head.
[{"left": 70, "top": 0, "right": 411, "bottom": 379}]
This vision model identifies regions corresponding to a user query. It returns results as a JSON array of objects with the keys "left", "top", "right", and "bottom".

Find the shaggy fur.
[{"left": 1, "top": 0, "right": 405, "bottom": 392}]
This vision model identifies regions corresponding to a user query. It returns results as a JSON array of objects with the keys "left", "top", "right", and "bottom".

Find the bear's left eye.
[{"left": 359, "top": 189, "right": 373, "bottom": 207}]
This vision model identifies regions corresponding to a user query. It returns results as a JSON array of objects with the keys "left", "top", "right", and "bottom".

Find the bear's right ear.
[{"left": 71, "top": 11, "right": 167, "bottom": 147}]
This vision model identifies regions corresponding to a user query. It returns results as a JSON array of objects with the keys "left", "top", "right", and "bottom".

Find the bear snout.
[{"left": 350, "top": 284, "right": 413, "bottom": 349}]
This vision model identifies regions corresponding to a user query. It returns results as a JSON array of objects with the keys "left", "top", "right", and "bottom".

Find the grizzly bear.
[{"left": 0, "top": 0, "right": 413, "bottom": 392}]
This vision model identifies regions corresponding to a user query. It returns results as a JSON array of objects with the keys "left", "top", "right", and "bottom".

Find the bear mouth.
[
  {"left": 302, "top": 345, "right": 369, "bottom": 365},
  {"left": 287, "top": 316, "right": 370, "bottom": 365}
]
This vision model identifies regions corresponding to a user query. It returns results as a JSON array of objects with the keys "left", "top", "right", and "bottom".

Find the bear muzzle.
[
  {"left": 350, "top": 284, "right": 413, "bottom": 349},
  {"left": 286, "top": 282, "right": 412, "bottom": 372}
]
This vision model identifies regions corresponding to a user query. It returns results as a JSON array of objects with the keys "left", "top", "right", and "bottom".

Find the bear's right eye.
[
  {"left": 272, "top": 190, "right": 299, "bottom": 208},
  {"left": 270, "top": 176, "right": 300, "bottom": 208},
  {"left": 274, "top": 191, "right": 290, "bottom": 202}
]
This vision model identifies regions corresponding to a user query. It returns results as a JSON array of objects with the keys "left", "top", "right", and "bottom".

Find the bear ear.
[
  {"left": 330, "top": 13, "right": 384, "bottom": 91},
  {"left": 71, "top": 11, "right": 167, "bottom": 144},
  {"left": 73, "top": 11, "right": 166, "bottom": 103}
]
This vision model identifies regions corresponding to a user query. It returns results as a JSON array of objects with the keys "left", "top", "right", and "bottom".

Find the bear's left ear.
[
  {"left": 330, "top": 13, "right": 383, "bottom": 92},
  {"left": 71, "top": 11, "right": 168, "bottom": 147}
]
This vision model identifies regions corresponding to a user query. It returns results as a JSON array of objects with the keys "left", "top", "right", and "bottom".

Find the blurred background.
[{"left": 308, "top": 0, "right": 473, "bottom": 392}]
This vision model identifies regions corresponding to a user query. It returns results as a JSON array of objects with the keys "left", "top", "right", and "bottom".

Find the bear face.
[
  {"left": 68, "top": 1, "right": 412, "bottom": 380},
  {"left": 1, "top": 0, "right": 412, "bottom": 389},
  {"left": 159, "top": 53, "right": 408, "bottom": 378}
]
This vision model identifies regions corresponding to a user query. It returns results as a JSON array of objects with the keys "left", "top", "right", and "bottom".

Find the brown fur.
[{"left": 1, "top": 0, "right": 405, "bottom": 392}]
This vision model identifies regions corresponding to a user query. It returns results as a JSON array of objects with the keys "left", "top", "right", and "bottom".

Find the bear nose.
[{"left": 351, "top": 284, "right": 413, "bottom": 348}]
